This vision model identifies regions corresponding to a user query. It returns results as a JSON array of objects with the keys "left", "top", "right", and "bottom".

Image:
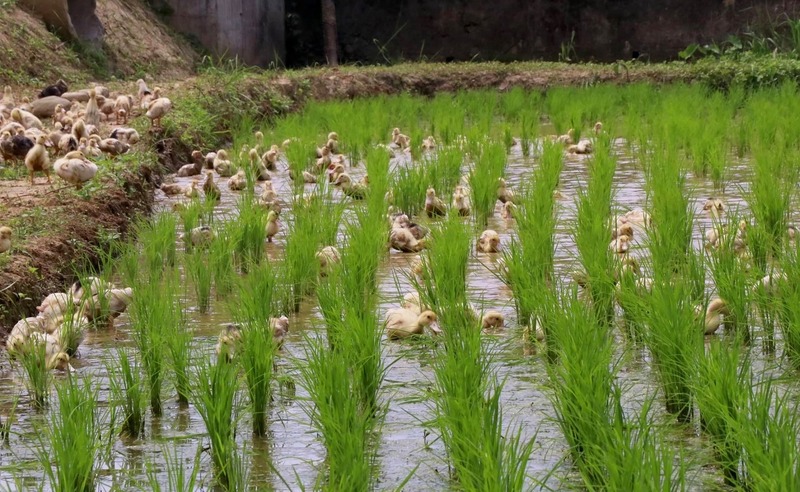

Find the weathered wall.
[
  {"left": 286, "top": 0, "right": 800, "bottom": 65},
  {"left": 159, "top": 0, "right": 285, "bottom": 66},
  {"left": 20, "top": 0, "right": 104, "bottom": 46}
]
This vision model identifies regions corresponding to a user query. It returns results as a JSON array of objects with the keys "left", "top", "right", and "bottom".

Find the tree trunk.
[{"left": 321, "top": 0, "right": 338, "bottom": 67}]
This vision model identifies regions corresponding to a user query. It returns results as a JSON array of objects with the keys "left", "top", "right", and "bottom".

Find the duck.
[
  {"left": 227, "top": 169, "right": 248, "bottom": 191},
  {"left": 497, "top": 177, "right": 515, "bottom": 204},
  {"left": 317, "top": 245, "right": 341, "bottom": 277},
  {"left": 136, "top": 78, "right": 152, "bottom": 102},
  {"left": 68, "top": 276, "right": 105, "bottom": 303},
  {"left": 262, "top": 144, "right": 280, "bottom": 171},
  {"left": 391, "top": 128, "right": 411, "bottom": 149},
  {"left": 317, "top": 132, "right": 339, "bottom": 156},
  {"left": 184, "top": 180, "right": 200, "bottom": 199},
  {"left": 213, "top": 149, "right": 234, "bottom": 177},
  {"left": 36, "top": 293, "right": 75, "bottom": 323},
  {"left": 481, "top": 310, "right": 505, "bottom": 329},
  {"left": 97, "top": 137, "right": 129, "bottom": 156},
  {"left": 259, "top": 181, "right": 277, "bottom": 206},
  {"left": 203, "top": 171, "right": 221, "bottom": 201},
  {"left": 146, "top": 90, "right": 172, "bottom": 129},
  {"left": 698, "top": 298, "right": 730, "bottom": 335},
  {"left": 177, "top": 150, "right": 205, "bottom": 177},
  {"left": 390, "top": 227, "right": 427, "bottom": 253},
  {"left": 384, "top": 309, "right": 439, "bottom": 339},
  {"left": 452, "top": 190, "right": 471, "bottom": 216},
  {"left": 593, "top": 122, "right": 603, "bottom": 135},
  {"left": 109, "top": 127, "right": 140, "bottom": 145},
  {"left": 184, "top": 226, "right": 214, "bottom": 247},
  {"left": 402, "top": 291, "right": 431, "bottom": 314},
  {"left": 26, "top": 332, "right": 71, "bottom": 371},
  {"left": 391, "top": 214, "right": 428, "bottom": 240},
  {"left": 271, "top": 316, "right": 290, "bottom": 348},
  {"left": 297, "top": 170, "right": 317, "bottom": 184},
  {"left": 6, "top": 317, "right": 45, "bottom": 355},
  {"left": 333, "top": 173, "right": 366, "bottom": 200},
  {"left": 477, "top": 230, "right": 501, "bottom": 253},
  {"left": 215, "top": 323, "right": 242, "bottom": 362},
  {"left": 84, "top": 88, "right": 100, "bottom": 127},
  {"left": 248, "top": 148, "right": 270, "bottom": 181},
  {"left": 57, "top": 133, "right": 78, "bottom": 155},
  {"left": 53, "top": 151, "right": 97, "bottom": 189},
  {"left": 328, "top": 163, "right": 345, "bottom": 183},
  {"left": 424, "top": 188, "right": 446, "bottom": 217},
  {"left": 24, "top": 134, "right": 51, "bottom": 185},
  {"left": 81, "top": 287, "right": 133, "bottom": 325},
  {"left": 422, "top": 136, "right": 436, "bottom": 151},
  {"left": 703, "top": 197, "right": 725, "bottom": 218},
  {"left": 78, "top": 137, "right": 103, "bottom": 159},
  {"left": 0, "top": 131, "right": 34, "bottom": 162},
  {"left": 0, "top": 226, "right": 11, "bottom": 254},
  {"left": 555, "top": 129, "right": 575, "bottom": 145},
  {"left": 11, "top": 108, "right": 43, "bottom": 130},
  {"left": 617, "top": 208, "right": 651, "bottom": 228},
  {"left": 567, "top": 140, "right": 593, "bottom": 155},
  {"left": 501, "top": 201, "right": 517, "bottom": 220},
  {"left": 610, "top": 234, "right": 631, "bottom": 254},
  {"left": 159, "top": 182, "right": 185, "bottom": 196},
  {"left": 788, "top": 225, "right": 797, "bottom": 242},
  {"left": 612, "top": 222, "right": 634, "bottom": 241},
  {"left": 114, "top": 95, "right": 132, "bottom": 124},
  {"left": 265, "top": 210, "right": 279, "bottom": 242}
]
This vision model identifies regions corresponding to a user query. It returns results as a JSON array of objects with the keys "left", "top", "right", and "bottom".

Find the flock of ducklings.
[
  {"left": 0, "top": 78, "right": 173, "bottom": 254},
  {"left": 6, "top": 277, "right": 133, "bottom": 371}
]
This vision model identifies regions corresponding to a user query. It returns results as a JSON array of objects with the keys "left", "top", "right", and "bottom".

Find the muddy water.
[{"left": 0, "top": 136, "right": 781, "bottom": 491}]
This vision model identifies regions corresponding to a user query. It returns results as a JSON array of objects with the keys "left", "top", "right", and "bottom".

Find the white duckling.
[
  {"left": 227, "top": 169, "right": 247, "bottom": 191},
  {"left": 452, "top": 190, "right": 471, "bottom": 216},
  {"left": 184, "top": 180, "right": 200, "bottom": 199},
  {"left": 146, "top": 89, "right": 172, "bottom": 129},
  {"left": 703, "top": 197, "right": 725, "bottom": 218},
  {"left": 271, "top": 316, "right": 290, "bottom": 348},
  {"left": 213, "top": 149, "right": 234, "bottom": 177},
  {"left": 316, "top": 245, "right": 341, "bottom": 277},
  {"left": 481, "top": 310, "right": 505, "bottom": 329},
  {"left": 477, "top": 230, "right": 501, "bottom": 253},
  {"left": 215, "top": 323, "right": 242, "bottom": 362},
  {"left": 610, "top": 234, "right": 631, "bottom": 254},
  {"left": 497, "top": 177, "right": 515, "bottom": 204},
  {"left": 183, "top": 226, "right": 214, "bottom": 247},
  {"left": 6, "top": 317, "right": 45, "bottom": 356},
  {"left": 384, "top": 309, "right": 439, "bottom": 339},
  {"left": 24, "top": 134, "right": 51, "bottom": 185},
  {"left": 422, "top": 136, "right": 436, "bottom": 151},
  {"left": 53, "top": 151, "right": 97, "bottom": 189},
  {"left": 698, "top": 298, "right": 730, "bottom": 335},
  {"left": 28, "top": 332, "right": 71, "bottom": 371},
  {"left": 391, "top": 128, "right": 411, "bottom": 149}
]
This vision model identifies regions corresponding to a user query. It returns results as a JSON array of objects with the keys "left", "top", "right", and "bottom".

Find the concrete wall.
[
  {"left": 20, "top": 0, "right": 104, "bottom": 46},
  {"left": 286, "top": 0, "right": 800, "bottom": 65},
  {"left": 161, "top": 0, "right": 285, "bottom": 66}
]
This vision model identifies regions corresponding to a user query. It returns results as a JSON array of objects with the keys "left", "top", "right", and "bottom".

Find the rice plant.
[
  {"left": 145, "top": 443, "right": 202, "bottom": 492},
  {"left": 17, "top": 341, "right": 51, "bottom": 410},
  {"left": 231, "top": 197, "right": 268, "bottom": 269},
  {"left": 470, "top": 141, "right": 507, "bottom": 226},
  {"left": 208, "top": 226, "right": 237, "bottom": 298},
  {"left": 137, "top": 213, "right": 178, "bottom": 276},
  {"left": 706, "top": 215, "right": 752, "bottom": 342},
  {"left": 184, "top": 249, "right": 213, "bottom": 313},
  {"left": 106, "top": 348, "right": 147, "bottom": 437}
]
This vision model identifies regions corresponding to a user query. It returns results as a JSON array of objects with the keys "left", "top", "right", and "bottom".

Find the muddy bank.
[{"left": 0, "top": 165, "right": 158, "bottom": 333}]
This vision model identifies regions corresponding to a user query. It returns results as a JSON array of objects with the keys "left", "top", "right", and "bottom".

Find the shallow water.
[{"left": 0, "top": 133, "right": 793, "bottom": 491}]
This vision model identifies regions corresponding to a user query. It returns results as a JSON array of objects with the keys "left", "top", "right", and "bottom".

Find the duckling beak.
[{"left": 429, "top": 322, "right": 442, "bottom": 335}]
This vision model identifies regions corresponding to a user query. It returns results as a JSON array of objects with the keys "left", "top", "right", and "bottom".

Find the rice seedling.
[
  {"left": 706, "top": 215, "right": 752, "bottom": 342},
  {"left": 231, "top": 260, "right": 278, "bottom": 436},
  {"left": 184, "top": 249, "right": 213, "bottom": 313},
  {"left": 190, "top": 358, "right": 242, "bottom": 490},
  {"left": 470, "top": 141, "right": 507, "bottom": 226},
  {"left": 207, "top": 226, "right": 236, "bottom": 298},
  {"left": 694, "top": 340, "right": 750, "bottom": 486},
  {"left": 231, "top": 197, "right": 268, "bottom": 269},
  {"left": 178, "top": 198, "right": 215, "bottom": 248},
  {"left": 137, "top": 213, "right": 178, "bottom": 275},
  {"left": 776, "top": 240, "right": 800, "bottom": 367},
  {"left": 145, "top": 443, "right": 202, "bottom": 492},
  {"left": 284, "top": 138, "right": 312, "bottom": 191},
  {"left": 163, "top": 302, "right": 192, "bottom": 405},
  {"left": 106, "top": 348, "right": 147, "bottom": 437},
  {"left": 747, "top": 142, "right": 796, "bottom": 258},
  {"left": 37, "top": 375, "right": 101, "bottom": 492},
  {"left": 17, "top": 341, "right": 51, "bottom": 410}
]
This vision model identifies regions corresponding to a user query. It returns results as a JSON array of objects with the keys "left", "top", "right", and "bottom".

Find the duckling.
[
  {"left": 184, "top": 226, "right": 214, "bottom": 247},
  {"left": 422, "top": 136, "right": 436, "bottom": 151},
  {"left": 617, "top": 208, "right": 651, "bottom": 228},
  {"left": 69, "top": 276, "right": 105, "bottom": 303},
  {"left": 593, "top": 122, "right": 603, "bottom": 135},
  {"left": 0, "top": 131, "right": 33, "bottom": 162},
  {"left": 481, "top": 310, "right": 505, "bottom": 329},
  {"left": 324, "top": 131, "right": 339, "bottom": 154},
  {"left": 497, "top": 177, "right": 515, "bottom": 204},
  {"left": 612, "top": 222, "right": 634, "bottom": 241},
  {"left": 384, "top": 309, "right": 439, "bottom": 339},
  {"left": 84, "top": 88, "right": 100, "bottom": 127},
  {"left": 610, "top": 234, "right": 631, "bottom": 254},
  {"left": 213, "top": 149, "right": 234, "bottom": 177},
  {"left": 215, "top": 323, "right": 242, "bottom": 362},
  {"left": 136, "top": 78, "right": 152, "bottom": 101},
  {"left": 81, "top": 287, "right": 133, "bottom": 325},
  {"left": 158, "top": 182, "right": 183, "bottom": 196},
  {"left": 788, "top": 225, "right": 797, "bottom": 242},
  {"left": 317, "top": 245, "right": 341, "bottom": 277},
  {"left": 184, "top": 180, "right": 200, "bottom": 199},
  {"left": 24, "top": 134, "right": 51, "bottom": 185},
  {"left": 334, "top": 173, "right": 366, "bottom": 199},
  {"left": 71, "top": 118, "right": 88, "bottom": 142},
  {"left": 262, "top": 144, "right": 280, "bottom": 171},
  {"left": 698, "top": 298, "right": 730, "bottom": 335},
  {"left": 555, "top": 128, "right": 575, "bottom": 145},
  {"left": 6, "top": 317, "right": 45, "bottom": 356},
  {"left": 78, "top": 137, "right": 102, "bottom": 159},
  {"left": 477, "top": 229, "right": 501, "bottom": 253},
  {"left": 57, "top": 133, "right": 78, "bottom": 155},
  {"left": 501, "top": 201, "right": 517, "bottom": 220},
  {"left": 146, "top": 91, "right": 172, "bottom": 129},
  {"left": 259, "top": 181, "right": 277, "bottom": 205},
  {"left": 567, "top": 140, "right": 593, "bottom": 155},
  {"left": 271, "top": 316, "right": 290, "bottom": 348},
  {"left": 328, "top": 163, "right": 345, "bottom": 183},
  {"left": 452, "top": 190, "right": 470, "bottom": 216},
  {"left": 703, "top": 197, "right": 725, "bottom": 218},
  {"left": 109, "top": 127, "right": 140, "bottom": 145},
  {"left": 177, "top": 150, "right": 205, "bottom": 177},
  {"left": 298, "top": 170, "right": 317, "bottom": 183},
  {"left": 314, "top": 146, "right": 332, "bottom": 172},
  {"left": 27, "top": 332, "right": 71, "bottom": 371},
  {"left": 390, "top": 227, "right": 427, "bottom": 253},
  {"left": 265, "top": 210, "right": 279, "bottom": 242},
  {"left": 0, "top": 226, "right": 11, "bottom": 254},
  {"left": 391, "top": 128, "right": 411, "bottom": 149},
  {"left": 1, "top": 85, "right": 14, "bottom": 108},
  {"left": 53, "top": 151, "right": 97, "bottom": 189},
  {"left": 391, "top": 214, "right": 428, "bottom": 240},
  {"left": 97, "top": 137, "right": 129, "bottom": 156},
  {"left": 248, "top": 148, "right": 270, "bottom": 181},
  {"left": 203, "top": 171, "right": 221, "bottom": 201},
  {"left": 402, "top": 291, "right": 429, "bottom": 314},
  {"left": 228, "top": 169, "right": 247, "bottom": 191},
  {"left": 11, "top": 108, "right": 43, "bottom": 130},
  {"left": 114, "top": 95, "right": 132, "bottom": 124},
  {"left": 424, "top": 188, "right": 446, "bottom": 217}
]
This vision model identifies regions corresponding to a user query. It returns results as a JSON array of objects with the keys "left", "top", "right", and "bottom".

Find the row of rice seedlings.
[
  {"left": 419, "top": 215, "right": 534, "bottom": 489},
  {"left": 504, "top": 140, "right": 562, "bottom": 352},
  {"left": 544, "top": 289, "right": 687, "bottom": 488},
  {"left": 17, "top": 342, "right": 51, "bottom": 409},
  {"left": 137, "top": 213, "right": 178, "bottom": 277},
  {"left": 177, "top": 199, "right": 215, "bottom": 250},
  {"left": 470, "top": 141, "right": 507, "bottom": 226},
  {"left": 230, "top": 197, "right": 269, "bottom": 269},
  {"left": 391, "top": 145, "right": 464, "bottom": 217},
  {"left": 36, "top": 376, "right": 102, "bottom": 492},
  {"left": 746, "top": 142, "right": 796, "bottom": 259},
  {"left": 208, "top": 227, "right": 237, "bottom": 299},
  {"left": 572, "top": 135, "right": 617, "bottom": 327},
  {"left": 230, "top": 260, "right": 279, "bottom": 437},
  {"left": 184, "top": 248, "right": 213, "bottom": 313},
  {"left": 163, "top": 296, "right": 193, "bottom": 405},
  {"left": 281, "top": 185, "right": 343, "bottom": 312},
  {"left": 106, "top": 349, "right": 147, "bottom": 437},
  {"left": 190, "top": 358, "right": 244, "bottom": 490}
]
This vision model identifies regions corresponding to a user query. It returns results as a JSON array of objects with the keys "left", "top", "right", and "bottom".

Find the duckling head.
[
  {"left": 482, "top": 310, "right": 505, "bottom": 329},
  {"left": 270, "top": 144, "right": 280, "bottom": 152},
  {"left": 10, "top": 108, "right": 21, "bottom": 122},
  {"left": 217, "top": 149, "right": 229, "bottom": 159},
  {"left": 255, "top": 131, "right": 264, "bottom": 143},
  {"left": 426, "top": 187, "right": 437, "bottom": 199},
  {"left": 0, "top": 226, "right": 12, "bottom": 240},
  {"left": 707, "top": 298, "right": 729, "bottom": 316},
  {"left": 328, "top": 132, "right": 339, "bottom": 141},
  {"left": 191, "top": 149, "right": 203, "bottom": 161},
  {"left": 35, "top": 134, "right": 47, "bottom": 145},
  {"left": 334, "top": 173, "right": 351, "bottom": 185},
  {"left": 392, "top": 128, "right": 400, "bottom": 136},
  {"left": 249, "top": 148, "right": 258, "bottom": 161},
  {"left": 594, "top": 122, "right": 603, "bottom": 134},
  {"left": 49, "top": 351, "right": 71, "bottom": 371}
]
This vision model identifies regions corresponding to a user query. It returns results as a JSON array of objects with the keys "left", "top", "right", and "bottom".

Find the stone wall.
[
  {"left": 286, "top": 0, "right": 800, "bottom": 65},
  {"left": 20, "top": 0, "right": 104, "bottom": 46}
]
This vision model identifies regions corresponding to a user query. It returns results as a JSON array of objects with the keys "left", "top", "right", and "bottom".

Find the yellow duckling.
[
  {"left": 84, "top": 88, "right": 100, "bottom": 127},
  {"left": 328, "top": 163, "right": 345, "bottom": 183},
  {"left": 384, "top": 308, "right": 439, "bottom": 339},
  {"left": 248, "top": 148, "right": 270, "bottom": 181},
  {"left": 612, "top": 222, "right": 634, "bottom": 241},
  {"left": 183, "top": 226, "right": 214, "bottom": 247},
  {"left": 567, "top": 140, "right": 593, "bottom": 155},
  {"left": 266, "top": 210, "right": 279, "bottom": 242},
  {"left": 11, "top": 108, "right": 43, "bottom": 130},
  {"left": 333, "top": 173, "right": 367, "bottom": 200},
  {"left": 477, "top": 230, "right": 501, "bottom": 253},
  {"left": 425, "top": 188, "right": 446, "bottom": 217},
  {"left": 24, "top": 134, "right": 51, "bottom": 185},
  {"left": 391, "top": 128, "right": 411, "bottom": 149},
  {"left": 481, "top": 310, "right": 505, "bottom": 329},
  {"left": 6, "top": 317, "right": 45, "bottom": 356},
  {"left": 203, "top": 171, "right": 221, "bottom": 201},
  {"left": 390, "top": 227, "right": 427, "bottom": 253},
  {"left": 316, "top": 245, "right": 341, "bottom": 277},
  {"left": 259, "top": 181, "right": 277, "bottom": 205},
  {"left": 703, "top": 197, "right": 725, "bottom": 218},
  {"left": 215, "top": 323, "right": 242, "bottom": 362},
  {"left": 0, "top": 226, "right": 11, "bottom": 254},
  {"left": 452, "top": 190, "right": 471, "bottom": 216},
  {"left": 53, "top": 151, "right": 97, "bottom": 189},
  {"left": 213, "top": 149, "right": 234, "bottom": 177},
  {"left": 177, "top": 150, "right": 205, "bottom": 177},
  {"left": 497, "top": 177, "right": 515, "bottom": 204},
  {"left": 555, "top": 128, "right": 575, "bottom": 145},
  {"left": 271, "top": 316, "right": 291, "bottom": 348},
  {"left": 422, "top": 136, "right": 436, "bottom": 151},
  {"left": 593, "top": 122, "right": 603, "bottom": 135},
  {"left": 697, "top": 298, "right": 730, "bottom": 335},
  {"left": 262, "top": 144, "right": 280, "bottom": 171},
  {"left": 610, "top": 234, "right": 631, "bottom": 254},
  {"left": 184, "top": 180, "right": 200, "bottom": 199},
  {"left": 501, "top": 201, "right": 517, "bottom": 220},
  {"left": 160, "top": 182, "right": 184, "bottom": 196},
  {"left": 617, "top": 208, "right": 651, "bottom": 228},
  {"left": 402, "top": 291, "right": 431, "bottom": 314},
  {"left": 228, "top": 169, "right": 248, "bottom": 191},
  {"left": 27, "top": 332, "right": 71, "bottom": 371}
]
